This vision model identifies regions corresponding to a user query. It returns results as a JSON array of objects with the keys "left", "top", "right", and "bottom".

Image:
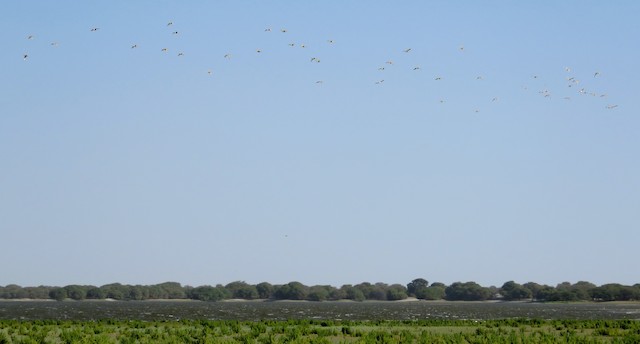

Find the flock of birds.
[{"left": 19, "top": 21, "right": 618, "bottom": 113}]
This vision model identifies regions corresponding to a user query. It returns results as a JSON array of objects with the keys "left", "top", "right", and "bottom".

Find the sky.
[{"left": 1, "top": 1, "right": 639, "bottom": 289}]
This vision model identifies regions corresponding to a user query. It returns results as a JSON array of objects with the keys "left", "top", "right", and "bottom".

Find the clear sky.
[{"left": 1, "top": 1, "right": 638, "bottom": 288}]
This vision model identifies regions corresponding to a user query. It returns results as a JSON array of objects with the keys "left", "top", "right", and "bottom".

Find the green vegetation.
[
  {"left": 2, "top": 279, "right": 640, "bottom": 302},
  {"left": 0, "top": 319, "right": 639, "bottom": 343}
]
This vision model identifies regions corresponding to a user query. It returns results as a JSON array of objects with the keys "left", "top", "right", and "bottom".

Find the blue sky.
[{"left": 1, "top": 1, "right": 638, "bottom": 288}]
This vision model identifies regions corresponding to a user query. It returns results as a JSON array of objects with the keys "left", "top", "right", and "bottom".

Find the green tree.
[
  {"left": 407, "top": 278, "right": 429, "bottom": 297},
  {"left": 445, "top": 282, "right": 490, "bottom": 301},
  {"left": 63, "top": 285, "right": 87, "bottom": 300},
  {"left": 500, "top": 281, "right": 532, "bottom": 301},
  {"left": 307, "top": 286, "right": 331, "bottom": 301},
  {"left": 100, "top": 283, "right": 128, "bottom": 300},
  {"left": 189, "top": 285, "right": 227, "bottom": 301},
  {"left": 156, "top": 282, "right": 186, "bottom": 299},
  {"left": 273, "top": 282, "right": 308, "bottom": 300},
  {"left": 0, "top": 285, "right": 28, "bottom": 299},
  {"left": 86, "top": 287, "right": 106, "bottom": 299},
  {"left": 343, "top": 285, "right": 365, "bottom": 301},
  {"left": 225, "top": 281, "right": 259, "bottom": 299},
  {"left": 49, "top": 287, "right": 67, "bottom": 301},
  {"left": 386, "top": 284, "right": 408, "bottom": 300},
  {"left": 523, "top": 282, "right": 543, "bottom": 300},
  {"left": 418, "top": 286, "right": 446, "bottom": 300},
  {"left": 24, "top": 286, "right": 51, "bottom": 299},
  {"left": 256, "top": 282, "right": 274, "bottom": 299}
]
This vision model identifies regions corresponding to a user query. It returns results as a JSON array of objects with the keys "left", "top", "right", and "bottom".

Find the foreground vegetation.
[
  {"left": 1, "top": 319, "right": 639, "bottom": 343},
  {"left": 2, "top": 279, "right": 640, "bottom": 303}
]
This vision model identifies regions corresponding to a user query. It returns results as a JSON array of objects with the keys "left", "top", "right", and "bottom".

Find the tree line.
[{"left": 1, "top": 279, "right": 639, "bottom": 302}]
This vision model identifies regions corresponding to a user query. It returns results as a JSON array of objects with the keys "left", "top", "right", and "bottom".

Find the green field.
[{"left": 1, "top": 319, "right": 640, "bottom": 343}]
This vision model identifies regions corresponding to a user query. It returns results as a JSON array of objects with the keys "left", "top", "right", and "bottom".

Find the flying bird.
[
  {"left": 27, "top": 35, "right": 34, "bottom": 40},
  {"left": 161, "top": 48, "right": 168, "bottom": 52},
  {"left": 606, "top": 104, "right": 618, "bottom": 109},
  {"left": 23, "top": 54, "right": 28, "bottom": 60},
  {"left": 131, "top": 44, "right": 138, "bottom": 49},
  {"left": 224, "top": 54, "right": 231, "bottom": 59},
  {"left": 177, "top": 52, "right": 184, "bottom": 57},
  {"left": 280, "top": 29, "right": 287, "bottom": 33},
  {"left": 594, "top": 72, "right": 600, "bottom": 78},
  {"left": 375, "top": 79, "right": 384, "bottom": 84},
  {"left": 264, "top": 28, "right": 271, "bottom": 32},
  {"left": 90, "top": 27, "right": 99, "bottom": 32},
  {"left": 403, "top": 48, "right": 412, "bottom": 53},
  {"left": 167, "top": 21, "right": 173, "bottom": 26},
  {"left": 413, "top": 66, "right": 420, "bottom": 70},
  {"left": 327, "top": 40, "right": 334, "bottom": 44}
]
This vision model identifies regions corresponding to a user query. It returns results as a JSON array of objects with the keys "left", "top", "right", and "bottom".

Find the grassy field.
[{"left": 1, "top": 319, "right": 640, "bottom": 343}]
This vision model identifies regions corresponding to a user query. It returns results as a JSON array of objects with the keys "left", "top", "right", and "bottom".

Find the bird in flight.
[
  {"left": 23, "top": 54, "right": 28, "bottom": 60},
  {"left": 280, "top": 29, "right": 287, "bottom": 33},
  {"left": 177, "top": 52, "right": 184, "bottom": 57},
  {"left": 413, "top": 66, "right": 420, "bottom": 70},
  {"left": 594, "top": 72, "right": 600, "bottom": 78},
  {"left": 606, "top": 104, "right": 618, "bottom": 109},
  {"left": 327, "top": 40, "right": 334, "bottom": 44},
  {"left": 27, "top": 35, "right": 34, "bottom": 40},
  {"left": 90, "top": 27, "right": 99, "bottom": 32},
  {"left": 434, "top": 76, "right": 442, "bottom": 80},
  {"left": 224, "top": 54, "right": 231, "bottom": 59},
  {"left": 161, "top": 48, "right": 168, "bottom": 52},
  {"left": 375, "top": 79, "right": 384, "bottom": 84},
  {"left": 264, "top": 28, "right": 271, "bottom": 32},
  {"left": 131, "top": 44, "right": 138, "bottom": 49},
  {"left": 167, "top": 21, "right": 173, "bottom": 26},
  {"left": 403, "top": 48, "right": 412, "bottom": 53}
]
